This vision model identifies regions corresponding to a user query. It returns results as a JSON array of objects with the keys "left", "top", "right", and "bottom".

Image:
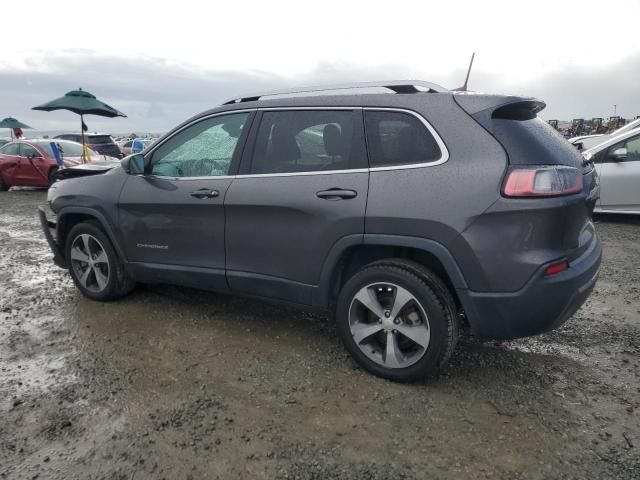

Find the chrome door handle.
[
  {"left": 190, "top": 188, "right": 219, "bottom": 199},
  {"left": 316, "top": 188, "right": 358, "bottom": 200}
]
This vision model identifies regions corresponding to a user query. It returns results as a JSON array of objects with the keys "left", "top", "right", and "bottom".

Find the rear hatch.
[
  {"left": 454, "top": 93, "right": 599, "bottom": 290},
  {"left": 88, "top": 135, "right": 123, "bottom": 159}
]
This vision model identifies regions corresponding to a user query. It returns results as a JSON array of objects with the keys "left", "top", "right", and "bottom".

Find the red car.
[{"left": 0, "top": 140, "right": 97, "bottom": 190}]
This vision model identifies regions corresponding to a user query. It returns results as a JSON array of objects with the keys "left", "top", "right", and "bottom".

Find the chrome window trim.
[{"left": 146, "top": 106, "right": 449, "bottom": 181}]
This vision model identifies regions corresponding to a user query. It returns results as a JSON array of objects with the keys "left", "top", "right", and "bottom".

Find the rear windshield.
[
  {"left": 89, "top": 135, "right": 116, "bottom": 145},
  {"left": 475, "top": 116, "right": 583, "bottom": 168}
]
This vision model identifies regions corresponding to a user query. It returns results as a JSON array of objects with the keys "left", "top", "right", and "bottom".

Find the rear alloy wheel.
[
  {"left": 336, "top": 260, "right": 458, "bottom": 382},
  {"left": 348, "top": 282, "right": 431, "bottom": 369},
  {"left": 66, "top": 222, "right": 135, "bottom": 301}
]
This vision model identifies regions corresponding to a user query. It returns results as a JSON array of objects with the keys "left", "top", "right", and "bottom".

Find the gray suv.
[{"left": 39, "top": 81, "right": 602, "bottom": 381}]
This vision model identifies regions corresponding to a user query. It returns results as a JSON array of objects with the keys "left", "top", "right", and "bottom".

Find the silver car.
[{"left": 583, "top": 128, "right": 640, "bottom": 214}]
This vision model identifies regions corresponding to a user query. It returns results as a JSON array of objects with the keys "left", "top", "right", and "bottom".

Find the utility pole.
[{"left": 613, "top": 104, "right": 617, "bottom": 116}]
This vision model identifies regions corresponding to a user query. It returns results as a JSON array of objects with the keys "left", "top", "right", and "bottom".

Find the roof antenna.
[{"left": 454, "top": 52, "right": 475, "bottom": 92}]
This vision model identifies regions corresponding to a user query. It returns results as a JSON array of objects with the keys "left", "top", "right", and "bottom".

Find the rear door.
[
  {"left": 118, "top": 111, "right": 253, "bottom": 289},
  {"left": 598, "top": 132, "right": 640, "bottom": 212},
  {"left": 225, "top": 109, "right": 368, "bottom": 305}
]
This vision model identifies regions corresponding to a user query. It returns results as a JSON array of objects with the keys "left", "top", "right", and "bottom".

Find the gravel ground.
[{"left": 0, "top": 189, "right": 638, "bottom": 480}]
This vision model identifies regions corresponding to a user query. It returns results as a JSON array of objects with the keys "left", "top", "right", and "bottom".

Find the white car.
[
  {"left": 583, "top": 128, "right": 640, "bottom": 214},
  {"left": 570, "top": 118, "right": 640, "bottom": 151}
]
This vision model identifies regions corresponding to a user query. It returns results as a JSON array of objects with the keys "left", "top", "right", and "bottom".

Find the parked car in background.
[
  {"left": 0, "top": 139, "right": 106, "bottom": 189},
  {"left": 40, "top": 81, "right": 601, "bottom": 382},
  {"left": 120, "top": 138, "right": 155, "bottom": 155},
  {"left": 570, "top": 118, "right": 640, "bottom": 151},
  {"left": 583, "top": 128, "right": 640, "bottom": 214},
  {"left": 55, "top": 133, "right": 123, "bottom": 159}
]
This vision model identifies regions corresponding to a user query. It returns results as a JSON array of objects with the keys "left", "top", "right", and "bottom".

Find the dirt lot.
[{"left": 0, "top": 189, "right": 638, "bottom": 480}]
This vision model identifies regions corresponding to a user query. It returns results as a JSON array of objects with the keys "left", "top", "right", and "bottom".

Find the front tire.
[
  {"left": 336, "top": 260, "right": 459, "bottom": 382},
  {"left": 65, "top": 222, "right": 135, "bottom": 301}
]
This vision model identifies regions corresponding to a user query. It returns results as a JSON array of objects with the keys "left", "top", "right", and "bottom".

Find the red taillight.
[
  {"left": 544, "top": 260, "right": 569, "bottom": 276},
  {"left": 503, "top": 166, "right": 583, "bottom": 197}
]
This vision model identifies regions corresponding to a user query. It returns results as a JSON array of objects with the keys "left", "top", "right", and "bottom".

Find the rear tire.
[
  {"left": 48, "top": 167, "right": 58, "bottom": 187},
  {"left": 0, "top": 175, "right": 8, "bottom": 191},
  {"left": 336, "top": 259, "right": 459, "bottom": 382},
  {"left": 65, "top": 222, "right": 135, "bottom": 301}
]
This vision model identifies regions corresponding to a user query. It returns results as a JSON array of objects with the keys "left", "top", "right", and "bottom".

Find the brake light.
[
  {"left": 503, "top": 166, "right": 582, "bottom": 197},
  {"left": 544, "top": 260, "right": 569, "bottom": 276}
]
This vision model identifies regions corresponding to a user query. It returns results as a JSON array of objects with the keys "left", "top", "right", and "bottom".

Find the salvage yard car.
[
  {"left": 55, "top": 133, "right": 124, "bottom": 159},
  {"left": 38, "top": 81, "right": 602, "bottom": 381},
  {"left": 583, "top": 127, "right": 640, "bottom": 214},
  {"left": 0, "top": 139, "right": 102, "bottom": 189}
]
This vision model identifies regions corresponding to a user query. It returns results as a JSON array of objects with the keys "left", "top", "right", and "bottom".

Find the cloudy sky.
[{"left": 2, "top": 0, "right": 640, "bottom": 134}]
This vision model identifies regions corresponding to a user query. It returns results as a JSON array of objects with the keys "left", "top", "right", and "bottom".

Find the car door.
[
  {"left": 118, "top": 111, "right": 254, "bottom": 289},
  {"left": 15, "top": 143, "right": 48, "bottom": 186},
  {"left": 598, "top": 133, "right": 640, "bottom": 212},
  {"left": 0, "top": 142, "right": 21, "bottom": 185},
  {"left": 224, "top": 109, "right": 368, "bottom": 305}
]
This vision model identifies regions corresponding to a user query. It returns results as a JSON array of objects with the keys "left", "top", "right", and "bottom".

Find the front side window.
[
  {"left": 151, "top": 112, "right": 249, "bottom": 177},
  {"left": 250, "top": 110, "right": 360, "bottom": 174},
  {"left": 603, "top": 135, "right": 640, "bottom": 163},
  {"left": 364, "top": 111, "right": 442, "bottom": 167}
]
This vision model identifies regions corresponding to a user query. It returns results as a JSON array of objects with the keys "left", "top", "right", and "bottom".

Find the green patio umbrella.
[
  {"left": 32, "top": 88, "right": 126, "bottom": 161},
  {"left": 0, "top": 117, "right": 33, "bottom": 140}
]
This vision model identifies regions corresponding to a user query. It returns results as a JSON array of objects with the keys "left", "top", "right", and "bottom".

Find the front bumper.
[
  {"left": 38, "top": 205, "right": 66, "bottom": 268},
  {"left": 457, "top": 233, "right": 602, "bottom": 339}
]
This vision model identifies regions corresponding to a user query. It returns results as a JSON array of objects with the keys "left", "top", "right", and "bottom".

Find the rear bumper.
[
  {"left": 38, "top": 206, "right": 66, "bottom": 268},
  {"left": 457, "top": 233, "right": 602, "bottom": 339}
]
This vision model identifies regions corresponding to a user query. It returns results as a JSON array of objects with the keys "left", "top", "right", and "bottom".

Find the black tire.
[
  {"left": 0, "top": 175, "right": 8, "bottom": 191},
  {"left": 48, "top": 167, "right": 58, "bottom": 187},
  {"left": 65, "top": 221, "right": 136, "bottom": 301},
  {"left": 336, "top": 259, "right": 459, "bottom": 382}
]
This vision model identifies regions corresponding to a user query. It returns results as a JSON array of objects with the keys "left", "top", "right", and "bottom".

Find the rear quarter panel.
[{"left": 363, "top": 95, "right": 508, "bottom": 291}]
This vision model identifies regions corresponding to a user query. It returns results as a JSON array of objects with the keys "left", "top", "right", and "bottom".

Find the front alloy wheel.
[{"left": 69, "top": 234, "right": 110, "bottom": 293}]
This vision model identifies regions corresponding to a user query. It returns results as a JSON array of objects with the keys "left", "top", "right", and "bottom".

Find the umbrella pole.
[{"left": 80, "top": 114, "right": 86, "bottom": 164}]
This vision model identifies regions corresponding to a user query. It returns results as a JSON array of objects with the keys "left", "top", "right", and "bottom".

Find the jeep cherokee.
[{"left": 39, "top": 81, "right": 602, "bottom": 381}]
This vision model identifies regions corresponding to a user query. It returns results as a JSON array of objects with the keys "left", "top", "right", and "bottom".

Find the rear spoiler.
[{"left": 453, "top": 93, "right": 546, "bottom": 120}]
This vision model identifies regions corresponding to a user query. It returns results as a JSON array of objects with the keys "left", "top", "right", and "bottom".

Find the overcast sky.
[{"left": 2, "top": 0, "right": 640, "bottom": 134}]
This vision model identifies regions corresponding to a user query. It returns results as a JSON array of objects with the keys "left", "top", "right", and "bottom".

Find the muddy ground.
[{"left": 0, "top": 189, "right": 638, "bottom": 480}]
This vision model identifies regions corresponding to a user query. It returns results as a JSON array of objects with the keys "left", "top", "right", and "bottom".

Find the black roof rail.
[{"left": 222, "top": 80, "right": 448, "bottom": 105}]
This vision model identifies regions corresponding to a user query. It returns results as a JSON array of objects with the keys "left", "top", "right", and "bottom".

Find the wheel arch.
[
  {"left": 57, "top": 207, "right": 127, "bottom": 264},
  {"left": 314, "top": 234, "right": 468, "bottom": 308}
]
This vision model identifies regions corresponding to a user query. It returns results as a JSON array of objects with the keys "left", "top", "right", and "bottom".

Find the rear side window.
[
  {"left": 250, "top": 110, "right": 363, "bottom": 174},
  {"left": 364, "top": 111, "right": 441, "bottom": 167},
  {"left": 20, "top": 144, "right": 40, "bottom": 157}
]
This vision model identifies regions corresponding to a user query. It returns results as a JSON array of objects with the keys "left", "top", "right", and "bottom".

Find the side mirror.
[
  {"left": 122, "top": 153, "right": 148, "bottom": 174},
  {"left": 609, "top": 147, "right": 627, "bottom": 161}
]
